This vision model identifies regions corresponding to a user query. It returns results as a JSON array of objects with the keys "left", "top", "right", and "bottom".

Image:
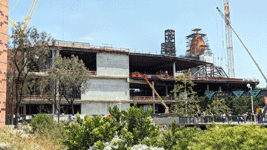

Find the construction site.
[
  {"left": 18, "top": 27, "right": 259, "bottom": 115},
  {"left": 1, "top": 0, "right": 266, "bottom": 120}
]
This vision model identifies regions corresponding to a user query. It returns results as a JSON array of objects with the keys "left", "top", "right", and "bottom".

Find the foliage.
[
  {"left": 198, "top": 96, "right": 212, "bottom": 112},
  {"left": 205, "top": 98, "right": 231, "bottom": 116},
  {"left": 30, "top": 114, "right": 67, "bottom": 143},
  {"left": 171, "top": 73, "right": 198, "bottom": 117},
  {"left": 156, "top": 120, "right": 202, "bottom": 150},
  {"left": 0, "top": 126, "right": 64, "bottom": 149},
  {"left": 30, "top": 114, "right": 54, "bottom": 132},
  {"left": 49, "top": 55, "right": 91, "bottom": 115},
  {"left": 119, "top": 104, "right": 160, "bottom": 146},
  {"left": 62, "top": 104, "right": 160, "bottom": 149},
  {"left": 232, "top": 96, "right": 265, "bottom": 115},
  {"left": 190, "top": 124, "right": 267, "bottom": 149},
  {"left": 62, "top": 114, "right": 119, "bottom": 150},
  {"left": 7, "top": 24, "right": 53, "bottom": 127}
]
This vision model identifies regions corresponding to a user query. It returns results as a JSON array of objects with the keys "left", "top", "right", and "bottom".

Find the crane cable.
[{"left": 9, "top": 0, "right": 20, "bottom": 14}]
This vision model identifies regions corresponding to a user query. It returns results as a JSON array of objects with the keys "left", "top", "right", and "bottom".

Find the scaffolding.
[
  {"left": 161, "top": 29, "right": 176, "bottom": 56},
  {"left": 186, "top": 28, "right": 211, "bottom": 56}
]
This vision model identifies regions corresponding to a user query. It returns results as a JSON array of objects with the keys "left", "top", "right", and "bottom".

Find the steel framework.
[
  {"left": 224, "top": 0, "right": 235, "bottom": 78},
  {"left": 161, "top": 29, "right": 176, "bottom": 56}
]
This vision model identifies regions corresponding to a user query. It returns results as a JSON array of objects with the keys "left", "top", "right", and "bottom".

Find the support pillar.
[
  {"left": 152, "top": 81, "right": 155, "bottom": 100},
  {"left": 173, "top": 62, "right": 176, "bottom": 78},
  {"left": 153, "top": 103, "right": 156, "bottom": 114},
  {"left": 207, "top": 84, "right": 209, "bottom": 92},
  {"left": 219, "top": 86, "right": 222, "bottom": 92},
  {"left": 165, "top": 85, "right": 168, "bottom": 96},
  {"left": 23, "top": 105, "right": 26, "bottom": 115}
]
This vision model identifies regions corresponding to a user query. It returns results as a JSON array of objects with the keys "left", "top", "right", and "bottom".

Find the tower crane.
[
  {"left": 217, "top": 7, "right": 267, "bottom": 84},
  {"left": 8, "top": 0, "right": 39, "bottom": 38},
  {"left": 223, "top": 0, "right": 235, "bottom": 78}
]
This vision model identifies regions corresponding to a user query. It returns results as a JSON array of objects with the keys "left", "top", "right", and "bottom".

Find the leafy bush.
[
  {"left": 62, "top": 104, "right": 161, "bottom": 149},
  {"left": 30, "top": 114, "right": 67, "bottom": 144},
  {"left": 30, "top": 114, "right": 54, "bottom": 132},
  {"left": 189, "top": 124, "right": 267, "bottom": 149},
  {"left": 155, "top": 120, "right": 202, "bottom": 150},
  {"left": 62, "top": 114, "right": 119, "bottom": 150}
]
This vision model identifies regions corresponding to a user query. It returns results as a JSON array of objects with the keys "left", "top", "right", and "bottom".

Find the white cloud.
[{"left": 80, "top": 36, "right": 94, "bottom": 41}]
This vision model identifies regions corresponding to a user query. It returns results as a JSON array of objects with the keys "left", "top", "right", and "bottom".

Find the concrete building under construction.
[{"left": 16, "top": 29, "right": 259, "bottom": 115}]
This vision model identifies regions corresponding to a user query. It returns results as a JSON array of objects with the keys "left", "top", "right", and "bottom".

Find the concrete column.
[
  {"left": 23, "top": 105, "right": 26, "bottom": 115},
  {"left": 173, "top": 62, "right": 176, "bottom": 78},
  {"left": 153, "top": 103, "right": 156, "bottom": 114},
  {"left": 207, "top": 84, "right": 209, "bottom": 92},
  {"left": 165, "top": 85, "right": 168, "bottom": 96},
  {"left": 152, "top": 81, "right": 155, "bottom": 100},
  {"left": 53, "top": 104, "right": 55, "bottom": 114},
  {"left": 219, "top": 86, "right": 222, "bottom": 92}
]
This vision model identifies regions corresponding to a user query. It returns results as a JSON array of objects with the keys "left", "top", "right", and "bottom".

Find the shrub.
[
  {"left": 0, "top": 126, "right": 64, "bottom": 149},
  {"left": 62, "top": 104, "right": 161, "bottom": 149},
  {"left": 62, "top": 114, "right": 119, "bottom": 150},
  {"left": 30, "top": 114, "right": 67, "bottom": 145},
  {"left": 30, "top": 114, "right": 54, "bottom": 132},
  {"left": 189, "top": 124, "right": 267, "bottom": 149}
]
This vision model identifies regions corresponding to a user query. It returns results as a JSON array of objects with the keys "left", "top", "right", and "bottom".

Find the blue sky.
[{"left": 8, "top": 0, "right": 267, "bottom": 88}]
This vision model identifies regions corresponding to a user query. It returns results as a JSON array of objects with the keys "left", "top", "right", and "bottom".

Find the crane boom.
[
  {"left": 22, "top": 0, "right": 39, "bottom": 32},
  {"left": 217, "top": 7, "right": 267, "bottom": 84},
  {"left": 8, "top": 0, "right": 39, "bottom": 38}
]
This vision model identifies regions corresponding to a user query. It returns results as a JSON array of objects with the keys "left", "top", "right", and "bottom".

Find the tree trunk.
[
  {"left": 58, "top": 107, "right": 60, "bottom": 124},
  {"left": 11, "top": 102, "right": 14, "bottom": 127},
  {"left": 71, "top": 101, "right": 74, "bottom": 116},
  {"left": 29, "top": 94, "right": 32, "bottom": 115},
  {"left": 14, "top": 104, "right": 20, "bottom": 128}
]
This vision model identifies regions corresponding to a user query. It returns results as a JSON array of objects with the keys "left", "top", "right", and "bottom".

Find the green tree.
[
  {"left": 7, "top": 23, "right": 53, "bottom": 127},
  {"left": 206, "top": 98, "right": 231, "bottom": 116},
  {"left": 42, "top": 54, "right": 90, "bottom": 123},
  {"left": 171, "top": 73, "right": 198, "bottom": 117},
  {"left": 52, "top": 55, "right": 90, "bottom": 115},
  {"left": 198, "top": 96, "right": 212, "bottom": 112},
  {"left": 119, "top": 104, "right": 160, "bottom": 146}
]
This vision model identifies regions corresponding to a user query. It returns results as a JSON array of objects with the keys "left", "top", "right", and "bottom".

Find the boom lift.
[
  {"left": 132, "top": 72, "right": 169, "bottom": 113},
  {"left": 8, "top": 0, "right": 39, "bottom": 38}
]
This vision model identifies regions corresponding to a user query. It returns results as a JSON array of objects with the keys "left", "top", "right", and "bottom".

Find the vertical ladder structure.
[
  {"left": 0, "top": 0, "right": 8, "bottom": 127},
  {"left": 224, "top": 0, "right": 235, "bottom": 78}
]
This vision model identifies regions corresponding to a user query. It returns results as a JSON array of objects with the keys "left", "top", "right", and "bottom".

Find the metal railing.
[
  {"left": 151, "top": 115, "right": 263, "bottom": 125},
  {"left": 131, "top": 72, "right": 259, "bottom": 83},
  {"left": 130, "top": 96, "right": 175, "bottom": 101}
]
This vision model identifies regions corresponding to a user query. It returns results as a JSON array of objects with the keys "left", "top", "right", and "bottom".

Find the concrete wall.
[
  {"left": 81, "top": 102, "right": 130, "bottom": 115},
  {"left": 82, "top": 78, "right": 129, "bottom": 101},
  {"left": 0, "top": 0, "right": 8, "bottom": 127},
  {"left": 97, "top": 52, "right": 129, "bottom": 77}
]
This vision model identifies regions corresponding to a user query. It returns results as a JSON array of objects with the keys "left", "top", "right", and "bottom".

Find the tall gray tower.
[{"left": 161, "top": 29, "right": 176, "bottom": 56}]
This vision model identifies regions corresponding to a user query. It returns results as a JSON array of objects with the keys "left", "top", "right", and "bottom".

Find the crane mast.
[{"left": 224, "top": 0, "right": 235, "bottom": 78}]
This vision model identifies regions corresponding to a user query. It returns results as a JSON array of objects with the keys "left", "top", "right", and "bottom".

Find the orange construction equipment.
[{"left": 132, "top": 72, "right": 169, "bottom": 113}]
